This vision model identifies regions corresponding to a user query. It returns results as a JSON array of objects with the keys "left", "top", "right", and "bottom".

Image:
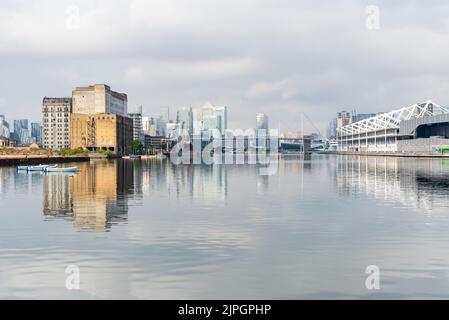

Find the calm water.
[{"left": 1, "top": 155, "right": 449, "bottom": 299}]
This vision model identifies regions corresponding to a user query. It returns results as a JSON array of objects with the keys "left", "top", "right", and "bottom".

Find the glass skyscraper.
[
  {"left": 31, "top": 122, "right": 43, "bottom": 146},
  {"left": 14, "top": 119, "right": 29, "bottom": 146}
]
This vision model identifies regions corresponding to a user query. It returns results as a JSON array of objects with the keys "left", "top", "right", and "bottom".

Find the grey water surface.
[{"left": 1, "top": 155, "right": 449, "bottom": 299}]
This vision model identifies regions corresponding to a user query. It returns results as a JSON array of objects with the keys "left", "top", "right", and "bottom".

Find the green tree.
[{"left": 133, "top": 140, "right": 144, "bottom": 155}]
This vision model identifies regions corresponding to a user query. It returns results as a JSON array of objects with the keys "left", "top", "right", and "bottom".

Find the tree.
[{"left": 133, "top": 140, "right": 143, "bottom": 155}]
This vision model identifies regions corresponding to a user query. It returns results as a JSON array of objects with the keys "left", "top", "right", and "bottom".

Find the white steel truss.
[{"left": 337, "top": 100, "right": 449, "bottom": 137}]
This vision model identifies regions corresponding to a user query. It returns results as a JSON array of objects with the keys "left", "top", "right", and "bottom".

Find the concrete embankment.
[
  {"left": 317, "top": 151, "right": 449, "bottom": 158},
  {"left": 0, "top": 155, "right": 90, "bottom": 167}
]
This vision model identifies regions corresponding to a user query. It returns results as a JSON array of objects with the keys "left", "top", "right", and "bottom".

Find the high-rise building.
[
  {"left": 128, "top": 106, "right": 144, "bottom": 143},
  {"left": 193, "top": 103, "right": 228, "bottom": 135},
  {"left": 31, "top": 122, "right": 43, "bottom": 146},
  {"left": 0, "top": 115, "right": 10, "bottom": 138},
  {"left": 142, "top": 116, "right": 159, "bottom": 136},
  {"left": 155, "top": 116, "right": 167, "bottom": 137},
  {"left": 327, "top": 119, "right": 337, "bottom": 139},
  {"left": 166, "top": 122, "right": 180, "bottom": 139},
  {"left": 72, "top": 84, "right": 128, "bottom": 116},
  {"left": 191, "top": 109, "right": 202, "bottom": 135},
  {"left": 13, "top": 119, "right": 29, "bottom": 146},
  {"left": 352, "top": 113, "right": 377, "bottom": 123},
  {"left": 213, "top": 106, "right": 228, "bottom": 133},
  {"left": 142, "top": 116, "right": 151, "bottom": 134},
  {"left": 336, "top": 110, "right": 352, "bottom": 128},
  {"left": 256, "top": 113, "right": 269, "bottom": 132},
  {"left": 42, "top": 97, "right": 72, "bottom": 150},
  {"left": 176, "top": 107, "right": 193, "bottom": 136},
  {"left": 256, "top": 113, "right": 269, "bottom": 148}
]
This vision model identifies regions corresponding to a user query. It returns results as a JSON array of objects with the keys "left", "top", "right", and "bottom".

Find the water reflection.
[
  {"left": 43, "top": 160, "right": 133, "bottom": 230},
  {"left": 335, "top": 156, "right": 449, "bottom": 212},
  {"left": 4, "top": 155, "right": 449, "bottom": 298},
  {"left": 32, "top": 155, "right": 449, "bottom": 231}
]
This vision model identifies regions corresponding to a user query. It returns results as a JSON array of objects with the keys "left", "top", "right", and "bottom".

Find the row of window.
[{"left": 43, "top": 107, "right": 70, "bottom": 112}]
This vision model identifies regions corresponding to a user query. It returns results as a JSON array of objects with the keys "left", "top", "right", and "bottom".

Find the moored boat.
[
  {"left": 44, "top": 166, "right": 78, "bottom": 173},
  {"left": 28, "top": 164, "right": 57, "bottom": 171},
  {"left": 123, "top": 155, "right": 141, "bottom": 160}
]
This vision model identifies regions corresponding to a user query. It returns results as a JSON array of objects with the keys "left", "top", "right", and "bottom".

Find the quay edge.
[{"left": 0, "top": 155, "right": 91, "bottom": 167}]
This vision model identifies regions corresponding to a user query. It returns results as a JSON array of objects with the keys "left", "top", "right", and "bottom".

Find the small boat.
[
  {"left": 123, "top": 155, "right": 141, "bottom": 160},
  {"left": 17, "top": 166, "right": 29, "bottom": 171},
  {"left": 45, "top": 166, "right": 78, "bottom": 173},
  {"left": 28, "top": 165, "right": 57, "bottom": 171}
]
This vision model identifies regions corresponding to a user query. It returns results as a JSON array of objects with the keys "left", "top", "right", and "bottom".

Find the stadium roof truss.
[{"left": 337, "top": 100, "right": 449, "bottom": 136}]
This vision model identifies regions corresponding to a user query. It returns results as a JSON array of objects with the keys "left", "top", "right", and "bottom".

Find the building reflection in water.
[
  {"left": 43, "top": 160, "right": 133, "bottom": 231},
  {"left": 335, "top": 156, "right": 449, "bottom": 213},
  {"left": 137, "top": 160, "right": 229, "bottom": 203}
]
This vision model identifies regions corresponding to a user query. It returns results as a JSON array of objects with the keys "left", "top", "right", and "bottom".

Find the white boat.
[
  {"left": 17, "top": 166, "right": 29, "bottom": 171},
  {"left": 28, "top": 165, "right": 57, "bottom": 171},
  {"left": 45, "top": 166, "right": 78, "bottom": 173},
  {"left": 122, "top": 155, "right": 141, "bottom": 160}
]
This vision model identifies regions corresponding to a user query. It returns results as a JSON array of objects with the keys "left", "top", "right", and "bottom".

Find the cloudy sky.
[{"left": 1, "top": 0, "right": 449, "bottom": 134}]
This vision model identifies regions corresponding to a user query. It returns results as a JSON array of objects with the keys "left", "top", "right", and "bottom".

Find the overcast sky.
[{"left": 1, "top": 0, "right": 449, "bottom": 134}]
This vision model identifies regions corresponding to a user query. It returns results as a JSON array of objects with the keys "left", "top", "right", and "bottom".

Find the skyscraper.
[
  {"left": 352, "top": 113, "right": 377, "bottom": 123},
  {"left": 128, "top": 106, "right": 144, "bottom": 143},
  {"left": 13, "top": 120, "right": 29, "bottom": 146},
  {"left": 256, "top": 113, "right": 269, "bottom": 148},
  {"left": 327, "top": 119, "right": 337, "bottom": 140},
  {"left": 142, "top": 116, "right": 151, "bottom": 134},
  {"left": 256, "top": 113, "right": 269, "bottom": 132},
  {"left": 193, "top": 103, "right": 228, "bottom": 135},
  {"left": 213, "top": 106, "right": 228, "bottom": 133},
  {"left": 155, "top": 116, "right": 167, "bottom": 137},
  {"left": 176, "top": 107, "right": 193, "bottom": 136},
  {"left": 0, "top": 115, "right": 10, "bottom": 138},
  {"left": 31, "top": 122, "right": 43, "bottom": 146}
]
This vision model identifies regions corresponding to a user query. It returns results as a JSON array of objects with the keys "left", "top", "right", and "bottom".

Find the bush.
[
  {"left": 58, "top": 148, "right": 90, "bottom": 156},
  {"left": 95, "top": 149, "right": 116, "bottom": 157}
]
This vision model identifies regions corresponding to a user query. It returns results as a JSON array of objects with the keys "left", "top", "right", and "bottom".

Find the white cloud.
[
  {"left": 2, "top": 0, "right": 449, "bottom": 132},
  {"left": 246, "top": 78, "right": 299, "bottom": 100},
  {"left": 124, "top": 57, "right": 257, "bottom": 84}
]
